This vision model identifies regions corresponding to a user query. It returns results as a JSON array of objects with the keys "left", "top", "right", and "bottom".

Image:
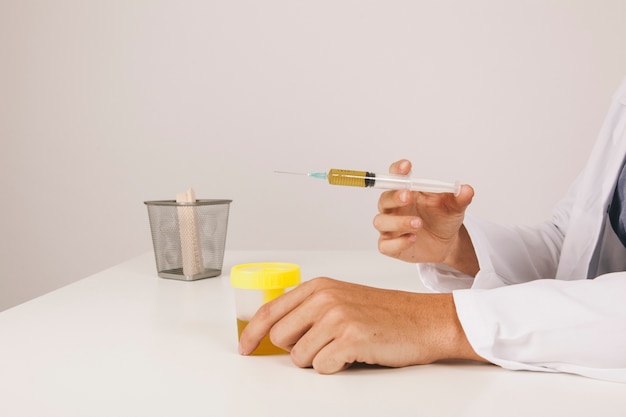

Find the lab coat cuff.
[
  {"left": 415, "top": 215, "right": 511, "bottom": 292},
  {"left": 464, "top": 215, "right": 509, "bottom": 289},
  {"left": 452, "top": 289, "right": 556, "bottom": 373},
  {"left": 416, "top": 263, "right": 475, "bottom": 293}
]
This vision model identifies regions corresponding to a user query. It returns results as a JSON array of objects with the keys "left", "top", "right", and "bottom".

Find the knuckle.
[
  {"left": 372, "top": 213, "right": 391, "bottom": 233},
  {"left": 378, "top": 238, "right": 398, "bottom": 257},
  {"left": 289, "top": 347, "right": 311, "bottom": 369},
  {"left": 314, "top": 286, "right": 345, "bottom": 306},
  {"left": 312, "top": 360, "right": 340, "bottom": 375},
  {"left": 372, "top": 214, "right": 383, "bottom": 230},
  {"left": 378, "top": 239, "right": 389, "bottom": 255},
  {"left": 307, "top": 276, "right": 334, "bottom": 290},
  {"left": 268, "top": 326, "right": 287, "bottom": 348},
  {"left": 323, "top": 303, "right": 352, "bottom": 326}
]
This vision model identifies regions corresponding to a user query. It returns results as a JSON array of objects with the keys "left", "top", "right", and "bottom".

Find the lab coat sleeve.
[
  {"left": 453, "top": 274, "right": 626, "bottom": 383},
  {"left": 415, "top": 176, "right": 626, "bottom": 382},
  {"left": 417, "top": 173, "right": 579, "bottom": 291},
  {"left": 416, "top": 212, "right": 569, "bottom": 291},
  {"left": 452, "top": 205, "right": 626, "bottom": 382}
]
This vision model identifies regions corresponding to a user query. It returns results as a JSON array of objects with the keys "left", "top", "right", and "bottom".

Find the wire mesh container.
[{"left": 144, "top": 199, "right": 232, "bottom": 280}]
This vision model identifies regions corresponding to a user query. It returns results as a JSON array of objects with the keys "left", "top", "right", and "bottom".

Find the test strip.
[{"left": 176, "top": 188, "right": 205, "bottom": 278}]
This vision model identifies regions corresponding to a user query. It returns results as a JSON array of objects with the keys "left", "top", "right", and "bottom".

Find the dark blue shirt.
[{"left": 609, "top": 162, "right": 626, "bottom": 248}]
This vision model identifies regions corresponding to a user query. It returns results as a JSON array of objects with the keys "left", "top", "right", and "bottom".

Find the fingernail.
[{"left": 410, "top": 218, "right": 421, "bottom": 228}]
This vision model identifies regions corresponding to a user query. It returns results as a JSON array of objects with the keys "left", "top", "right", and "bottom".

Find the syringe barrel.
[
  {"left": 369, "top": 173, "right": 412, "bottom": 190},
  {"left": 373, "top": 173, "right": 460, "bottom": 195},
  {"left": 326, "top": 168, "right": 460, "bottom": 195}
]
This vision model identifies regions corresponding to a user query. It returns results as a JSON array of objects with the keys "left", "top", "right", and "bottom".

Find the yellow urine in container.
[
  {"left": 237, "top": 318, "right": 287, "bottom": 355},
  {"left": 237, "top": 288, "right": 287, "bottom": 355},
  {"left": 230, "top": 262, "right": 301, "bottom": 356}
]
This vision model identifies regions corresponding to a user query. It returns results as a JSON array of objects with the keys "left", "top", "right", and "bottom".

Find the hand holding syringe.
[{"left": 275, "top": 168, "right": 461, "bottom": 196}]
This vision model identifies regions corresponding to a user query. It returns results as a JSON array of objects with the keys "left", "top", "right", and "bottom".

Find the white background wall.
[{"left": 2, "top": 0, "right": 626, "bottom": 311}]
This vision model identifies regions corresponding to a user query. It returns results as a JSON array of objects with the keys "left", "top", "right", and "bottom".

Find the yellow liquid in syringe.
[
  {"left": 237, "top": 319, "right": 287, "bottom": 355},
  {"left": 327, "top": 169, "right": 371, "bottom": 187}
]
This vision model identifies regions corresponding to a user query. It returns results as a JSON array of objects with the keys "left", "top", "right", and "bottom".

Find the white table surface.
[{"left": 1, "top": 250, "right": 625, "bottom": 417}]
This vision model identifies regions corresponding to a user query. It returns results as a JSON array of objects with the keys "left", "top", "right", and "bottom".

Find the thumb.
[{"left": 455, "top": 184, "right": 475, "bottom": 209}]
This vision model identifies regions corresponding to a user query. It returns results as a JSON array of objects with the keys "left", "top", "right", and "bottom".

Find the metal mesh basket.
[{"left": 144, "top": 199, "right": 232, "bottom": 280}]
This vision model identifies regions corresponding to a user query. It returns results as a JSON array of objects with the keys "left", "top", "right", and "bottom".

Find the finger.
[
  {"left": 286, "top": 296, "right": 356, "bottom": 372},
  {"left": 372, "top": 213, "right": 421, "bottom": 234},
  {"left": 377, "top": 234, "right": 417, "bottom": 258},
  {"left": 455, "top": 184, "right": 475, "bottom": 208},
  {"left": 268, "top": 298, "right": 319, "bottom": 353},
  {"left": 284, "top": 321, "right": 333, "bottom": 369},
  {"left": 309, "top": 327, "right": 368, "bottom": 374},
  {"left": 311, "top": 342, "right": 355, "bottom": 374},
  {"left": 414, "top": 183, "right": 474, "bottom": 213},
  {"left": 389, "top": 159, "right": 412, "bottom": 175},
  {"left": 239, "top": 280, "right": 317, "bottom": 355},
  {"left": 377, "top": 189, "right": 413, "bottom": 213},
  {"left": 271, "top": 280, "right": 350, "bottom": 365}
]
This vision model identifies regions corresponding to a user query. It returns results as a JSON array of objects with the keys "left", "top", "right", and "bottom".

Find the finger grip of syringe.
[{"left": 370, "top": 173, "right": 461, "bottom": 195}]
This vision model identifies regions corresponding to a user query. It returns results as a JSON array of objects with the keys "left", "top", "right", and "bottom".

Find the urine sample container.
[{"left": 230, "top": 262, "right": 301, "bottom": 355}]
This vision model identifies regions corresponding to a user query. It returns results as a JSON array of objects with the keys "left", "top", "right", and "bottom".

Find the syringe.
[{"left": 275, "top": 169, "right": 461, "bottom": 195}]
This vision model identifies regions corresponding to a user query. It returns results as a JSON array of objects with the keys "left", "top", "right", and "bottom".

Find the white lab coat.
[{"left": 417, "top": 76, "right": 626, "bottom": 383}]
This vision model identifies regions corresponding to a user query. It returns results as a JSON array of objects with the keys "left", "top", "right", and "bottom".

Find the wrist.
[
  {"left": 444, "top": 225, "right": 479, "bottom": 277},
  {"left": 433, "top": 293, "right": 487, "bottom": 363}
]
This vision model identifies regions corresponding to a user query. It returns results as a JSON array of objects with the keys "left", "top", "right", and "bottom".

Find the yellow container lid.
[{"left": 230, "top": 262, "right": 301, "bottom": 290}]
